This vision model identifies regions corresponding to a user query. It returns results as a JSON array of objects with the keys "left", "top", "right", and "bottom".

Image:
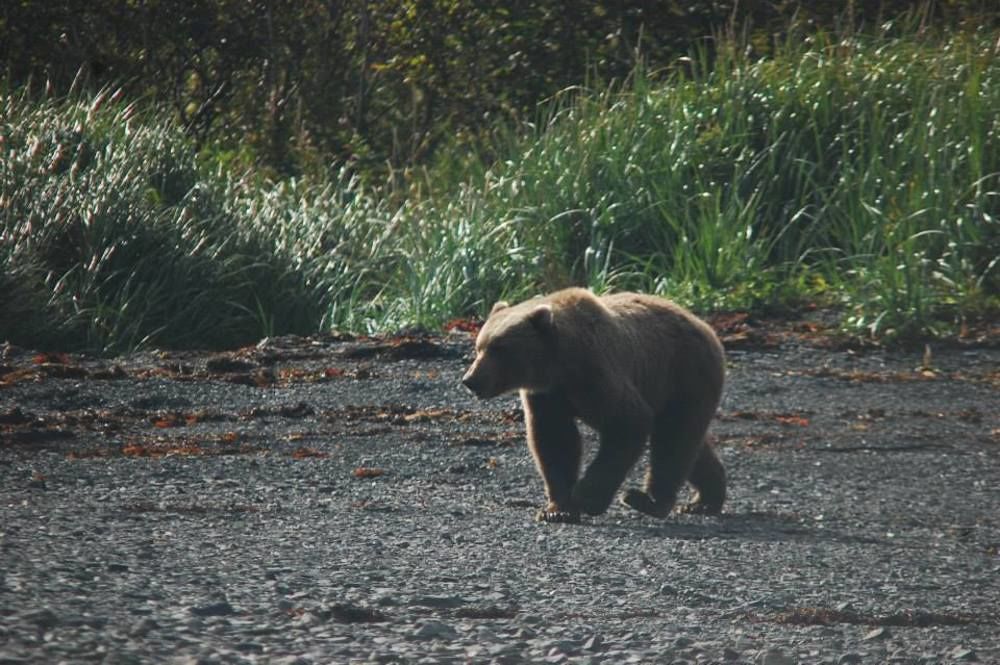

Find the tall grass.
[
  {"left": 0, "top": 89, "right": 391, "bottom": 351},
  {"left": 0, "top": 88, "right": 537, "bottom": 349},
  {"left": 441, "top": 24, "right": 999, "bottom": 335},
  {"left": 2, "top": 20, "right": 998, "bottom": 352}
]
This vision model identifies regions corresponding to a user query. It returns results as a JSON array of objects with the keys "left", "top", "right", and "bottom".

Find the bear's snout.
[
  {"left": 461, "top": 369, "right": 486, "bottom": 398},
  {"left": 462, "top": 358, "right": 497, "bottom": 399}
]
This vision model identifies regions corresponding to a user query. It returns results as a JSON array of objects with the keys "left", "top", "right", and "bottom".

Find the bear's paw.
[
  {"left": 570, "top": 476, "right": 621, "bottom": 516},
  {"left": 621, "top": 489, "right": 673, "bottom": 518},
  {"left": 677, "top": 498, "right": 723, "bottom": 516}
]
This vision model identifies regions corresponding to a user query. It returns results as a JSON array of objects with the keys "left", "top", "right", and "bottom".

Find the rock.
[
  {"left": 102, "top": 653, "right": 145, "bottom": 665},
  {"left": 235, "top": 642, "right": 264, "bottom": 654},
  {"left": 948, "top": 647, "right": 978, "bottom": 661},
  {"left": 295, "top": 611, "right": 323, "bottom": 628},
  {"left": 128, "top": 617, "right": 159, "bottom": 637},
  {"left": 188, "top": 602, "right": 235, "bottom": 617},
  {"left": 574, "top": 658, "right": 604, "bottom": 665},
  {"left": 22, "top": 608, "right": 60, "bottom": 628},
  {"left": 838, "top": 654, "right": 863, "bottom": 665},
  {"left": 488, "top": 643, "right": 521, "bottom": 657},
  {"left": 758, "top": 649, "right": 795, "bottom": 665},
  {"left": 411, "top": 594, "right": 466, "bottom": 608},
  {"left": 863, "top": 627, "right": 891, "bottom": 640},
  {"left": 373, "top": 591, "right": 399, "bottom": 606},
  {"left": 410, "top": 620, "right": 457, "bottom": 641},
  {"left": 475, "top": 626, "right": 498, "bottom": 641},
  {"left": 546, "top": 640, "right": 579, "bottom": 656}
]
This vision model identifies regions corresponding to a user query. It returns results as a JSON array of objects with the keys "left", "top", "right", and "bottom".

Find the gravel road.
[{"left": 1, "top": 327, "right": 998, "bottom": 665}]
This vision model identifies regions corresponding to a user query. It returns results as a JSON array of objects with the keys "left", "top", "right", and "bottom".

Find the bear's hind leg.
[
  {"left": 572, "top": 410, "right": 650, "bottom": 516},
  {"left": 681, "top": 442, "right": 726, "bottom": 514},
  {"left": 522, "top": 391, "right": 583, "bottom": 522},
  {"left": 622, "top": 403, "right": 709, "bottom": 518}
]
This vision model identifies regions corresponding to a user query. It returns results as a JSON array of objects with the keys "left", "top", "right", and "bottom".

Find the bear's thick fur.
[{"left": 462, "top": 288, "right": 726, "bottom": 522}]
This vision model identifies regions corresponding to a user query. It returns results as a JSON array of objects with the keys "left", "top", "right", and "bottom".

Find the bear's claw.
[
  {"left": 536, "top": 508, "right": 581, "bottom": 524},
  {"left": 677, "top": 500, "right": 723, "bottom": 515}
]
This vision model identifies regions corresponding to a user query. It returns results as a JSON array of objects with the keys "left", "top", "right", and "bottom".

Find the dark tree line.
[{"left": 2, "top": 1, "right": 995, "bottom": 178}]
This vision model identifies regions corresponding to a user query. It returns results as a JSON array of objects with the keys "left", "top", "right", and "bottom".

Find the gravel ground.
[{"left": 1, "top": 328, "right": 998, "bottom": 665}]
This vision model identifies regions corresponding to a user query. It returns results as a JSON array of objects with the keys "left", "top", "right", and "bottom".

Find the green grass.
[
  {"left": 446, "top": 27, "right": 999, "bottom": 334},
  {"left": 448, "top": 25, "right": 998, "bottom": 336},
  {"left": 2, "top": 21, "right": 998, "bottom": 352},
  {"left": 0, "top": 90, "right": 388, "bottom": 351}
]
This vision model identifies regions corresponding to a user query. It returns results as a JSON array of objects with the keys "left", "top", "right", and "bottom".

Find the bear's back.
[{"left": 597, "top": 291, "right": 724, "bottom": 407}]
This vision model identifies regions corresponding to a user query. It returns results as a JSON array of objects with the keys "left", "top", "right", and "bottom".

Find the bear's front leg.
[{"left": 522, "top": 392, "right": 583, "bottom": 524}]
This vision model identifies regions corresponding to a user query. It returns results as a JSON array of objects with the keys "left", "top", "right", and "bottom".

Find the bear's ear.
[
  {"left": 528, "top": 304, "right": 554, "bottom": 334},
  {"left": 490, "top": 301, "right": 510, "bottom": 316}
]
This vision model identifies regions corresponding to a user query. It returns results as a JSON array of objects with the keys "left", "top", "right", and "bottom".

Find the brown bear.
[{"left": 462, "top": 288, "right": 725, "bottom": 523}]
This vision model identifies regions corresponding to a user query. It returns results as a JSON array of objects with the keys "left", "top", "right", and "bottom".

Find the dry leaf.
[
  {"left": 291, "top": 446, "right": 328, "bottom": 459},
  {"left": 353, "top": 467, "right": 385, "bottom": 478}
]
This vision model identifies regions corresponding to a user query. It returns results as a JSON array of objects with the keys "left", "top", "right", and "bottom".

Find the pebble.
[
  {"left": 488, "top": 643, "right": 521, "bottom": 657},
  {"left": 547, "top": 640, "right": 579, "bottom": 655},
  {"left": 188, "top": 602, "right": 235, "bottom": 617},
  {"left": 374, "top": 592, "right": 399, "bottom": 606},
  {"left": 128, "top": 618, "right": 159, "bottom": 637},
  {"left": 493, "top": 654, "right": 526, "bottom": 665},
  {"left": 574, "top": 658, "right": 604, "bottom": 665},
  {"left": 864, "top": 626, "right": 891, "bottom": 640},
  {"left": 296, "top": 611, "right": 325, "bottom": 628},
  {"left": 758, "top": 648, "right": 795, "bottom": 665},
  {"left": 948, "top": 646, "right": 978, "bottom": 661},
  {"left": 22, "top": 608, "right": 60, "bottom": 628},
  {"left": 411, "top": 594, "right": 466, "bottom": 608},
  {"left": 410, "top": 621, "right": 457, "bottom": 641}
]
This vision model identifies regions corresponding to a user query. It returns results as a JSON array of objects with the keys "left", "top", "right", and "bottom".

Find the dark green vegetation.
[
  {"left": 2, "top": 3, "right": 998, "bottom": 352},
  {"left": 9, "top": 1, "right": 982, "bottom": 179}
]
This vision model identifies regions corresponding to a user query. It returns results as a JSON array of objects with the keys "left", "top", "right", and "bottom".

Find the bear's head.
[{"left": 461, "top": 299, "right": 555, "bottom": 399}]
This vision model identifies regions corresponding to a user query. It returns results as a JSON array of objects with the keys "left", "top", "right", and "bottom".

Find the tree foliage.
[{"left": 2, "top": 1, "right": 996, "bottom": 178}]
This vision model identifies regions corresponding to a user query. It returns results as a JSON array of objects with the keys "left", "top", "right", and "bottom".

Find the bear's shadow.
[{"left": 583, "top": 509, "right": 880, "bottom": 547}]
